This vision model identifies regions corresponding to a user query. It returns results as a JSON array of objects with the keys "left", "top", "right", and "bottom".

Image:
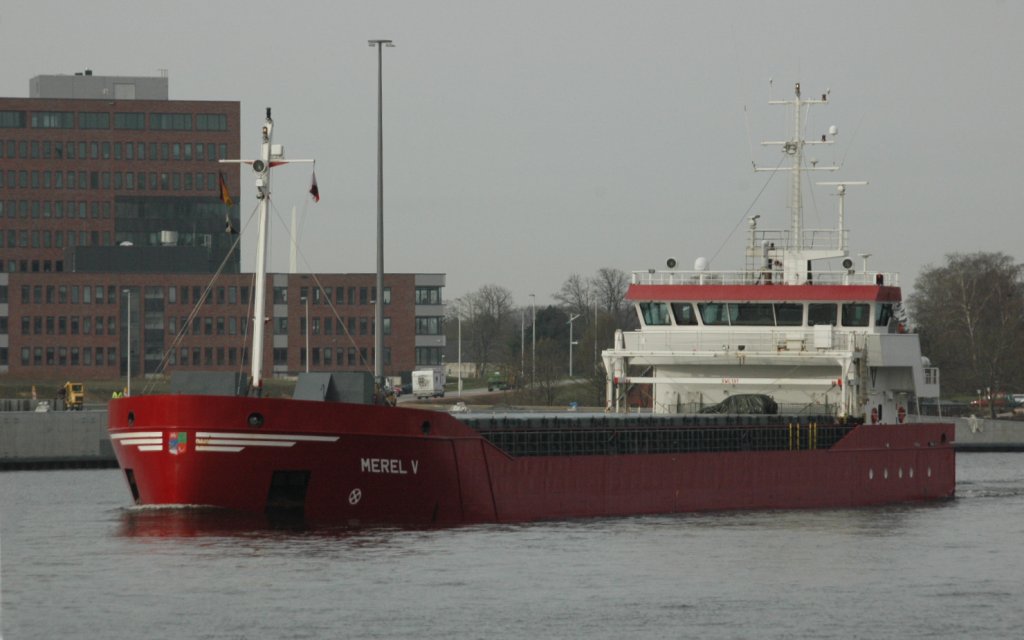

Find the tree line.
[
  {"left": 908, "top": 251, "right": 1024, "bottom": 401},
  {"left": 446, "top": 268, "right": 634, "bottom": 403}
]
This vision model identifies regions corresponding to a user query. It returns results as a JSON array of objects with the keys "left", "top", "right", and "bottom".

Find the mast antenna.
[{"left": 220, "top": 110, "right": 314, "bottom": 395}]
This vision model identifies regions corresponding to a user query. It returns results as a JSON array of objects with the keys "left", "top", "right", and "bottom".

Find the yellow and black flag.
[
  {"left": 218, "top": 172, "right": 238, "bottom": 234},
  {"left": 218, "top": 171, "right": 234, "bottom": 207}
]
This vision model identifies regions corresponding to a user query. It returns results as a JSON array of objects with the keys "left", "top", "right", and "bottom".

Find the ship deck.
[{"left": 453, "top": 412, "right": 852, "bottom": 457}]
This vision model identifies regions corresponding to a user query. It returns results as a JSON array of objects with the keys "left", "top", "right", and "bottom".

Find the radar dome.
[{"left": 694, "top": 257, "right": 709, "bottom": 271}]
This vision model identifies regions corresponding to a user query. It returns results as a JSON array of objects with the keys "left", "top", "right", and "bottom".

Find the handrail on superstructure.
[{"left": 631, "top": 270, "right": 900, "bottom": 287}]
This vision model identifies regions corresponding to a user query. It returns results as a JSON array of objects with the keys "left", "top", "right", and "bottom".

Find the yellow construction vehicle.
[{"left": 61, "top": 381, "right": 85, "bottom": 410}]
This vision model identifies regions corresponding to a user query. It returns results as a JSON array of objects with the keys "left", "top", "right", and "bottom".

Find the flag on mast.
[
  {"left": 309, "top": 170, "right": 320, "bottom": 203},
  {"left": 218, "top": 172, "right": 233, "bottom": 206},
  {"left": 218, "top": 172, "right": 237, "bottom": 234}
]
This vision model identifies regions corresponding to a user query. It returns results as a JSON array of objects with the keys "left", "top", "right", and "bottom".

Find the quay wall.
[
  {"left": 0, "top": 409, "right": 115, "bottom": 469},
  {"left": 952, "top": 416, "right": 1024, "bottom": 452}
]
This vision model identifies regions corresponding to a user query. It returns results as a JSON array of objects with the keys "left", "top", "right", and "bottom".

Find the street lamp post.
[
  {"left": 369, "top": 38, "right": 394, "bottom": 394},
  {"left": 123, "top": 288, "right": 131, "bottom": 397},
  {"left": 520, "top": 310, "right": 525, "bottom": 383},
  {"left": 302, "top": 295, "right": 309, "bottom": 373},
  {"left": 457, "top": 311, "right": 462, "bottom": 397},
  {"left": 568, "top": 313, "right": 580, "bottom": 377},
  {"left": 453, "top": 298, "right": 462, "bottom": 398},
  {"left": 530, "top": 293, "right": 536, "bottom": 387}
]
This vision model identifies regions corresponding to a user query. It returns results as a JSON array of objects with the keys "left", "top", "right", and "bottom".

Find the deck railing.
[
  {"left": 617, "top": 327, "right": 861, "bottom": 354},
  {"left": 631, "top": 269, "right": 900, "bottom": 287}
]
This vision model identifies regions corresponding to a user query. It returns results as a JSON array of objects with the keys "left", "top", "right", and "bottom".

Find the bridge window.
[
  {"left": 841, "top": 303, "right": 870, "bottom": 327},
  {"left": 732, "top": 303, "right": 775, "bottom": 326},
  {"left": 697, "top": 303, "right": 731, "bottom": 326},
  {"left": 808, "top": 303, "right": 837, "bottom": 326},
  {"left": 774, "top": 303, "right": 803, "bottom": 326},
  {"left": 639, "top": 302, "right": 671, "bottom": 326},
  {"left": 671, "top": 303, "right": 697, "bottom": 325},
  {"left": 875, "top": 303, "right": 894, "bottom": 328}
]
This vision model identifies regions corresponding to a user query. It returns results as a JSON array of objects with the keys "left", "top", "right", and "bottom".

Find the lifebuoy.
[{"left": 897, "top": 406, "right": 906, "bottom": 423}]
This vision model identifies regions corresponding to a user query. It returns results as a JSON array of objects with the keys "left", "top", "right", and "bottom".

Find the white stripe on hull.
[{"left": 111, "top": 429, "right": 339, "bottom": 453}]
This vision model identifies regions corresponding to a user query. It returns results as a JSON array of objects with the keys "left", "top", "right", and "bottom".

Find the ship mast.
[
  {"left": 222, "top": 108, "right": 314, "bottom": 395},
  {"left": 755, "top": 82, "right": 844, "bottom": 283}
]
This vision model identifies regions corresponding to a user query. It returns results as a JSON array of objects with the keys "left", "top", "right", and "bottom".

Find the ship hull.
[{"left": 108, "top": 395, "right": 956, "bottom": 525}]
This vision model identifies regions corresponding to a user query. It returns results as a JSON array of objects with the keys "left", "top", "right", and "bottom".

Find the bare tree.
[
  {"left": 532, "top": 337, "right": 563, "bottom": 405},
  {"left": 553, "top": 273, "right": 593, "bottom": 325},
  {"left": 591, "top": 267, "right": 632, "bottom": 328},
  {"left": 462, "top": 284, "right": 516, "bottom": 378},
  {"left": 908, "top": 252, "right": 1024, "bottom": 402}
]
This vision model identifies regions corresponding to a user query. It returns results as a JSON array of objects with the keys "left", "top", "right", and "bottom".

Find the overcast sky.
[{"left": 3, "top": 1, "right": 1021, "bottom": 305}]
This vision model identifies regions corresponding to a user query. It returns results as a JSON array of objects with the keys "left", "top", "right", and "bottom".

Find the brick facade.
[
  {"left": 0, "top": 75, "right": 444, "bottom": 382},
  {"left": 6, "top": 271, "right": 423, "bottom": 380}
]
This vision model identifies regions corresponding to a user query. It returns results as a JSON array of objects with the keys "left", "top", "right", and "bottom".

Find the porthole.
[
  {"left": 898, "top": 467, "right": 904, "bottom": 479},
  {"left": 909, "top": 467, "right": 915, "bottom": 479},
  {"left": 868, "top": 468, "right": 874, "bottom": 480},
  {"left": 883, "top": 468, "right": 889, "bottom": 480},
  {"left": 127, "top": 411, "right": 135, "bottom": 426},
  {"left": 927, "top": 466, "right": 932, "bottom": 478},
  {"left": 421, "top": 421, "right": 432, "bottom": 435},
  {"left": 247, "top": 412, "right": 265, "bottom": 428}
]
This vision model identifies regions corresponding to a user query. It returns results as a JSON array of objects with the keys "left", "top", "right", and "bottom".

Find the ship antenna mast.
[
  {"left": 756, "top": 82, "right": 837, "bottom": 250},
  {"left": 221, "top": 108, "right": 314, "bottom": 395}
]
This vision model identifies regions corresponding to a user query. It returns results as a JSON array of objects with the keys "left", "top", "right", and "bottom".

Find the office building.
[{"left": 0, "top": 72, "right": 445, "bottom": 380}]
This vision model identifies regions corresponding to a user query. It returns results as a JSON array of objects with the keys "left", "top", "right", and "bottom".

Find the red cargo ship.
[{"left": 108, "top": 84, "right": 955, "bottom": 525}]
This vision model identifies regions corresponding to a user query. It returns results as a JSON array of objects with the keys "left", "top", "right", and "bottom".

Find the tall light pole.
[
  {"left": 453, "top": 298, "right": 463, "bottom": 397},
  {"left": 302, "top": 294, "right": 309, "bottom": 373},
  {"left": 530, "top": 293, "right": 536, "bottom": 387},
  {"left": 123, "top": 288, "right": 131, "bottom": 397},
  {"left": 568, "top": 313, "right": 580, "bottom": 377},
  {"left": 369, "top": 38, "right": 394, "bottom": 393}
]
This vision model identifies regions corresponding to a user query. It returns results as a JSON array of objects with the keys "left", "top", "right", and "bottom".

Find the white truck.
[{"left": 412, "top": 369, "right": 446, "bottom": 399}]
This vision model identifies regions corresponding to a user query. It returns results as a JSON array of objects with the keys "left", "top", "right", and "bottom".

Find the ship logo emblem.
[
  {"left": 348, "top": 488, "right": 362, "bottom": 505},
  {"left": 168, "top": 432, "right": 187, "bottom": 455}
]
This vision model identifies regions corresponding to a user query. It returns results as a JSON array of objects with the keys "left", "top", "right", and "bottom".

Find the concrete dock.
[{"left": 0, "top": 409, "right": 115, "bottom": 469}]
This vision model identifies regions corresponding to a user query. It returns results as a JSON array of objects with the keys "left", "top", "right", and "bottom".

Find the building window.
[
  {"left": 415, "top": 316, "right": 443, "bottom": 335},
  {"left": 416, "top": 347, "right": 444, "bottom": 366},
  {"left": 196, "top": 114, "right": 228, "bottom": 131},
  {"left": 113, "top": 113, "right": 146, "bottom": 130},
  {"left": 149, "top": 113, "right": 192, "bottom": 130},
  {"left": 415, "top": 287, "right": 442, "bottom": 305},
  {"left": 31, "top": 111, "right": 73, "bottom": 128},
  {"left": 78, "top": 112, "right": 110, "bottom": 129},
  {"left": 0, "top": 111, "right": 26, "bottom": 128},
  {"left": 273, "top": 318, "right": 288, "bottom": 335}
]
